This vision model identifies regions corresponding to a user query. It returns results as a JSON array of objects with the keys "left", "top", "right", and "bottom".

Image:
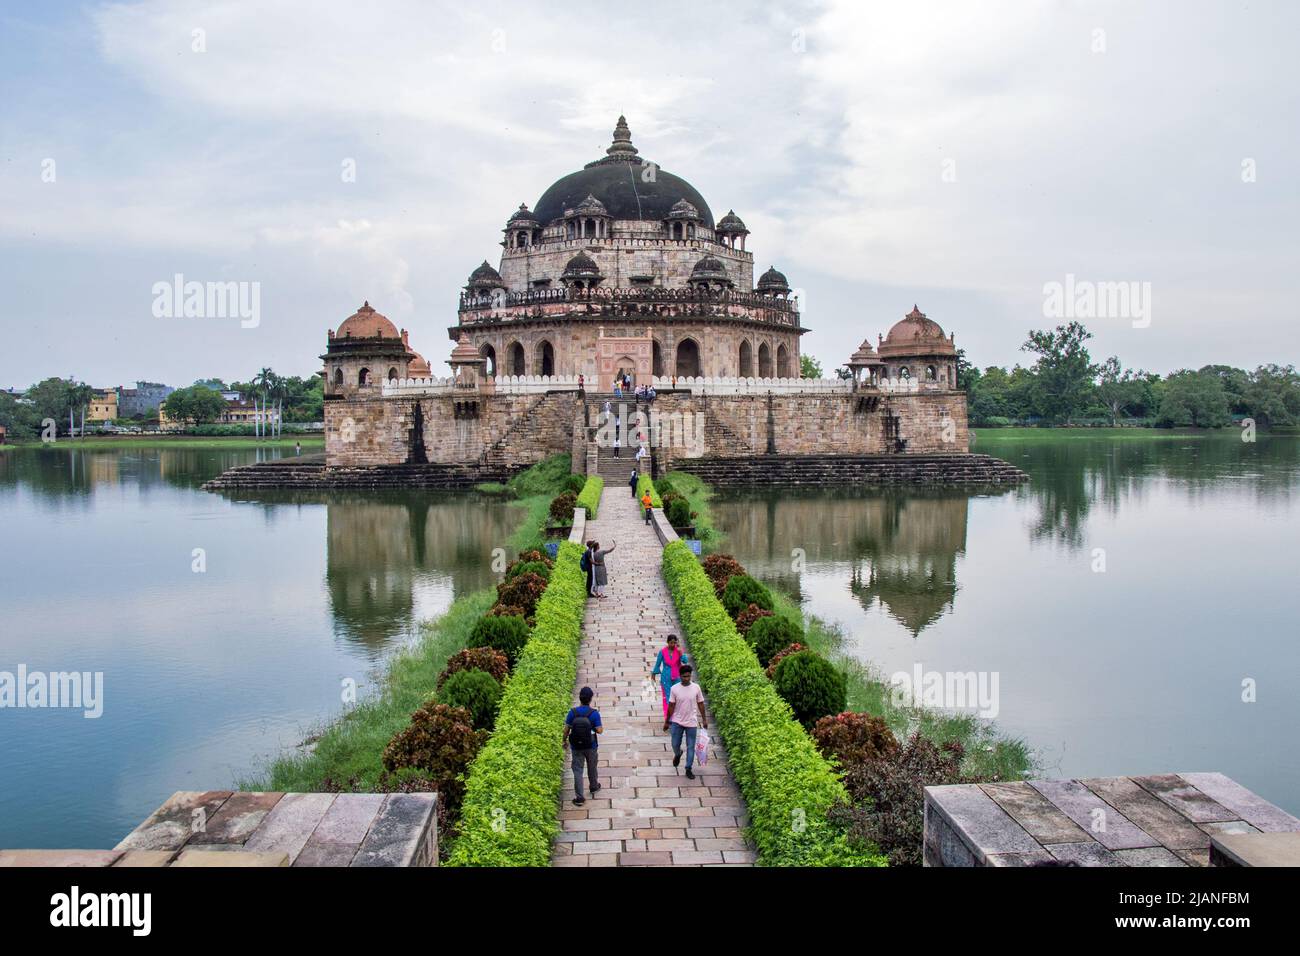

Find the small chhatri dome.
[
  {"left": 407, "top": 351, "right": 432, "bottom": 377},
  {"left": 466, "top": 260, "right": 505, "bottom": 291},
  {"left": 336, "top": 301, "right": 399, "bottom": 339},
  {"left": 573, "top": 194, "right": 609, "bottom": 216},
  {"left": 604, "top": 114, "right": 639, "bottom": 162},
  {"left": 716, "top": 209, "right": 747, "bottom": 233},
  {"left": 881, "top": 305, "right": 955, "bottom": 354},
  {"left": 849, "top": 339, "right": 883, "bottom": 369},
  {"left": 508, "top": 203, "right": 539, "bottom": 224},
  {"left": 690, "top": 255, "right": 729, "bottom": 280},
  {"left": 669, "top": 198, "right": 701, "bottom": 220},
  {"left": 562, "top": 251, "right": 603, "bottom": 279},
  {"left": 756, "top": 266, "right": 789, "bottom": 293},
  {"left": 448, "top": 333, "right": 481, "bottom": 364}
]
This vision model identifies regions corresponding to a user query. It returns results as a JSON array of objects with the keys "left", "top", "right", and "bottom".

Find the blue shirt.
[{"left": 565, "top": 705, "right": 602, "bottom": 749}]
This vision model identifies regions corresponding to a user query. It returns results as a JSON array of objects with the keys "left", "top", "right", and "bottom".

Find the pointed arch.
[
  {"left": 536, "top": 339, "right": 555, "bottom": 377},
  {"left": 739, "top": 339, "right": 754, "bottom": 378},
  {"left": 507, "top": 341, "right": 525, "bottom": 376},
  {"left": 757, "top": 342, "right": 772, "bottom": 378},
  {"left": 675, "top": 337, "right": 701, "bottom": 378},
  {"left": 777, "top": 343, "right": 790, "bottom": 378}
]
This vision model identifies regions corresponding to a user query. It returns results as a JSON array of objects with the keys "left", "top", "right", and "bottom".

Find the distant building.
[
  {"left": 87, "top": 389, "right": 119, "bottom": 423},
  {"left": 118, "top": 382, "right": 174, "bottom": 417},
  {"left": 159, "top": 395, "right": 280, "bottom": 432}
]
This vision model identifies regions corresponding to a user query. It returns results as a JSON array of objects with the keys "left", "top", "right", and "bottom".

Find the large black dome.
[{"left": 532, "top": 117, "right": 714, "bottom": 228}]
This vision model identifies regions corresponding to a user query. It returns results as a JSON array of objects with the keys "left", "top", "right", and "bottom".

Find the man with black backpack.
[{"left": 563, "top": 686, "right": 603, "bottom": 805}]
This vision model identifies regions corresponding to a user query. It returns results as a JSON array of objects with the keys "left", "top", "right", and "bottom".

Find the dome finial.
[{"left": 607, "top": 115, "right": 638, "bottom": 160}]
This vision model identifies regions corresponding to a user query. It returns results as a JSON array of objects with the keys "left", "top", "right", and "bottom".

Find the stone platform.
[
  {"left": 670, "top": 453, "right": 1028, "bottom": 487},
  {"left": 202, "top": 459, "right": 520, "bottom": 492},
  {"left": 924, "top": 773, "right": 1300, "bottom": 867},
  {"left": 0, "top": 791, "right": 438, "bottom": 867}
]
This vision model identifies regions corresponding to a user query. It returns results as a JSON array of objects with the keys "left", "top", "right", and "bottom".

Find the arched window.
[
  {"left": 358, "top": 367, "right": 370, "bottom": 386},
  {"left": 536, "top": 340, "right": 555, "bottom": 377},
  {"left": 332, "top": 368, "right": 343, "bottom": 387},
  {"left": 507, "top": 341, "right": 525, "bottom": 376},
  {"left": 739, "top": 340, "right": 753, "bottom": 377},
  {"left": 758, "top": 342, "right": 772, "bottom": 378},
  {"left": 926, "top": 365, "right": 937, "bottom": 381},
  {"left": 675, "top": 338, "right": 701, "bottom": 378},
  {"left": 387, "top": 367, "right": 398, "bottom": 382},
  {"left": 652, "top": 340, "right": 664, "bottom": 377},
  {"left": 899, "top": 366, "right": 910, "bottom": 380},
  {"left": 481, "top": 344, "right": 497, "bottom": 377},
  {"left": 777, "top": 344, "right": 790, "bottom": 378}
]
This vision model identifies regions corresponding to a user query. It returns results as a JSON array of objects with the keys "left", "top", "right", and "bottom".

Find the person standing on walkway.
[
  {"left": 629, "top": 468, "right": 639, "bottom": 498},
  {"left": 664, "top": 663, "right": 707, "bottom": 780},
  {"left": 591, "top": 540, "right": 616, "bottom": 598},
  {"left": 563, "top": 686, "right": 603, "bottom": 805},
  {"left": 581, "top": 540, "right": 597, "bottom": 597},
  {"left": 641, "top": 489, "right": 654, "bottom": 525},
  {"left": 650, "top": 634, "right": 688, "bottom": 719}
]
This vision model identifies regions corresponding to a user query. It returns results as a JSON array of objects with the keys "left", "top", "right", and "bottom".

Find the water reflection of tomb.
[
  {"left": 325, "top": 496, "right": 509, "bottom": 650},
  {"left": 716, "top": 491, "right": 969, "bottom": 636}
]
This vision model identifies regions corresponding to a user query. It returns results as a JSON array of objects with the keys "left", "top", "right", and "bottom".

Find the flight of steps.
[
  {"left": 480, "top": 392, "right": 570, "bottom": 470},
  {"left": 669, "top": 453, "right": 1029, "bottom": 487}
]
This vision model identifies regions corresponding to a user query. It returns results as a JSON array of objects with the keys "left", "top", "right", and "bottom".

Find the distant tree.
[
  {"left": 1199, "top": 365, "right": 1251, "bottom": 415},
  {"left": 0, "top": 392, "right": 41, "bottom": 440},
  {"left": 1242, "top": 364, "right": 1300, "bottom": 426},
  {"left": 956, "top": 348, "right": 980, "bottom": 392},
  {"left": 1021, "top": 321, "right": 1097, "bottom": 423},
  {"left": 800, "top": 355, "right": 824, "bottom": 379},
  {"left": 163, "top": 385, "right": 227, "bottom": 425},
  {"left": 1155, "top": 370, "right": 1231, "bottom": 428},
  {"left": 1095, "top": 356, "right": 1148, "bottom": 426},
  {"left": 834, "top": 366, "right": 854, "bottom": 381}
]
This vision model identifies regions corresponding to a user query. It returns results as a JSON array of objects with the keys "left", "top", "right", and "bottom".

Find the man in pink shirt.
[{"left": 663, "top": 663, "right": 707, "bottom": 780}]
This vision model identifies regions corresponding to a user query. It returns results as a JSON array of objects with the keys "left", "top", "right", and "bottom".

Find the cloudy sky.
[{"left": 1, "top": 0, "right": 1295, "bottom": 389}]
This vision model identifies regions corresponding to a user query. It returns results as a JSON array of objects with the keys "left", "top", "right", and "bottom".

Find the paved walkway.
[{"left": 552, "top": 485, "right": 754, "bottom": 866}]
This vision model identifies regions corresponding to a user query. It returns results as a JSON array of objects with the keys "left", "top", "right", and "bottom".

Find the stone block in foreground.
[
  {"left": 925, "top": 773, "right": 1300, "bottom": 867},
  {"left": 108, "top": 790, "right": 438, "bottom": 867}
]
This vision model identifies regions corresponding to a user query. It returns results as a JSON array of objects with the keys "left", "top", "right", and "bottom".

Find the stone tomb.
[
  {"left": 924, "top": 773, "right": 1300, "bottom": 867},
  {"left": 0, "top": 790, "right": 438, "bottom": 868}
]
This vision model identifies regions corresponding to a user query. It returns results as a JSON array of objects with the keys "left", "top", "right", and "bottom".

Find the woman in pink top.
[{"left": 650, "top": 634, "right": 689, "bottom": 718}]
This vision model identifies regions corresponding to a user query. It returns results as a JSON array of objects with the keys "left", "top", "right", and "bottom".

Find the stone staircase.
[
  {"left": 480, "top": 391, "right": 572, "bottom": 470},
  {"left": 670, "top": 453, "right": 1029, "bottom": 487}
]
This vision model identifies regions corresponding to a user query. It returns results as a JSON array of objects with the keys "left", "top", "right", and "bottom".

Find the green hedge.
[
  {"left": 575, "top": 475, "right": 603, "bottom": 520},
  {"left": 636, "top": 474, "right": 662, "bottom": 509},
  {"left": 660, "top": 540, "right": 886, "bottom": 867},
  {"left": 447, "top": 540, "right": 587, "bottom": 866}
]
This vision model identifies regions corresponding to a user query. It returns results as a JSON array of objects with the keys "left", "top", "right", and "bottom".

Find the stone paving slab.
[
  {"left": 552, "top": 485, "right": 753, "bottom": 867},
  {"left": 929, "top": 773, "right": 1300, "bottom": 867}
]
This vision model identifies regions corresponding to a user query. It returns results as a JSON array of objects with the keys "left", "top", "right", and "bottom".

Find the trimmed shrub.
[
  {"left": 496, "top": 572, "right": 548, "bottom": 618},
  {"left": 438, "top": 668, "right": 503, "bottom": 730},
  {"left": 812, "top": 712, "right": 899, "bottom": 768},
  {"left": 748, "top": 615, "right": 803, "bottom": 666},
  {"left": 449, "top": 540, "right": 588, "bottom": 867},
  {"left": 576, "top": 475, "right": 603, "bottom": 519},
  {"left": 654, "top": 476, "right": 676, "bottom": 497},
  {"left": 488, "top": 603, "right": 526, "bottom": 620},
  {"left": 702, "top": 554, "right": 746, "bottom": 597},
  {"left": 437, "top": 646, "right": 510, "bottom": 690},
  {"left": 514, "top": 549, "right": 554, "bottom": 569},
  {"left": 665, "top": 496, "right": 691, "bottom": 530},
  {"left": 765, "top": 642, "right": 806, "bottom": 679},
  {"left": 660, "top": 541, "right": 884, "bottom": 867},
  {"left": 735, "top": 603, "right": 774, "bottom": 637},
  {"left": 381, "top": 702, "right": 487, "bottom": 818},
  {"left": 506, "top": 559, "right": 551, "bottom": 582},
  {"left": 773, "top": 651, "right": 848, "bottom": 728},
  {"left": 469, "top": 613, "right": 530, "bottom": 666},
  {"left": 548, "top": 491, "right": 577, "bottom": 525},
  {"left": 721, "top": 574, "right": 774, "bottom": 618},
  {"left": 564, "top": 473, "right": 587, "bottom": 495},
  {"left": 829, "top": 732, "right": 968, "bottom": 867}
]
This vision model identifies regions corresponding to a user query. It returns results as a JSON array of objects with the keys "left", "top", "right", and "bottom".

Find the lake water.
[
  {"left": 0, "top": 444, "right": 514, "bottom": 849},
  {"left": 709, "top": 430, "right": 1300, "bottom": 816},
  {"left": 2, "top": 433, "right": 1297, "bottom": 849}
]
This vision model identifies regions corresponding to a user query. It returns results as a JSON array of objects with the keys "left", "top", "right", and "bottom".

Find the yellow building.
[{"left": 87, "top": 389, "right": 119, "bottom": 423}]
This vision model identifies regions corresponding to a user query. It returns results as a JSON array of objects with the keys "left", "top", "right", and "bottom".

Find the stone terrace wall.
[{"left": 326, "top": 391, "right": 578, "bottom": 467}]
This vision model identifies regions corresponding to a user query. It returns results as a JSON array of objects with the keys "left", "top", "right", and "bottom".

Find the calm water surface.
[
  {"left": 0, "top": 445, "right": 514, "bottom": 848},
  {"left": 710, "top": 431, "right": 1300, "bottom": 814}
]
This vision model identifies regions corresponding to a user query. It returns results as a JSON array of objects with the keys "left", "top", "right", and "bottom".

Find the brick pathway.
[{"left": 552, "top": 485, "right": 754, "bottom": 867}]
